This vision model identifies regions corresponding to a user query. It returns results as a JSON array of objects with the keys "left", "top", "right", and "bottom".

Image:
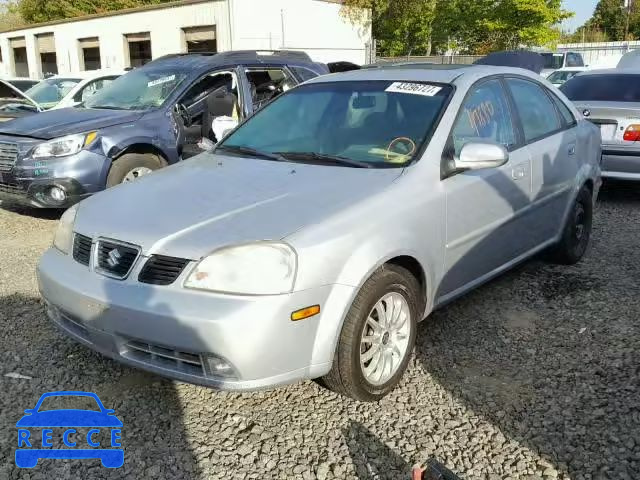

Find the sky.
[{"left": 562, "top": 0, "right": 599, "bottom": 32}]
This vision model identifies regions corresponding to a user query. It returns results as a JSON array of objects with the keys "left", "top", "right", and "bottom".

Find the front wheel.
[
  {"left": 320, "top": 265, "right": 421, "bottom": 402},
  {"left": 549, "top": 186, "right": 593, "bottom": 265},
  {"left": 106, "top": 153, "right": 165, "bottom": 187}
]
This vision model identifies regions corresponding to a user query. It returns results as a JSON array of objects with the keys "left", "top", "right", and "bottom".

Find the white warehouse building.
[{"left": 0, "top": 0, "right": 371, "bottom": 79}]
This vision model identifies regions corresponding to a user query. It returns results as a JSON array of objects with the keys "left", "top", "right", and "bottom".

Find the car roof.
[
  {"left": 578, "top": 68, "right": 640, "bottom": 76},
  {"left": 306, "top": 64, "right": 541, "bottom": 86},
  {"left": 145, "top": 50, "right": 317, "bottom": 74},
  {"left": 51, "top": 70, "right": 124, "bottom": 80}
]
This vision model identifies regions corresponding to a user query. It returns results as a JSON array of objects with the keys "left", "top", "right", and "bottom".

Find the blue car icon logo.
[{"left": 16, "top": 391, "right": 123, "bottom": 468}]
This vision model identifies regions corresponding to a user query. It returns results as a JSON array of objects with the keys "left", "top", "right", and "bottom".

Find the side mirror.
[
  {"left": 24, "top": 409, "right": 34, "bottom": 414},
  {"left": 455, "top": 141, "right": 509, "bottom": 171},
  {"left": 105, "top": 409, "right": 115, "bottom": 415}
]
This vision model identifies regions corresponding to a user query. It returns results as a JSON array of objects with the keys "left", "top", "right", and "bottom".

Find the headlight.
[
  {"left": 32, "top": 132, "right": 97, "bottom": 159},
  {"left": 184, "top": 242, "right": 297, "bottom": 295},
  {"left": 53, "top": 204, "right": 79, "bottom": 254}
]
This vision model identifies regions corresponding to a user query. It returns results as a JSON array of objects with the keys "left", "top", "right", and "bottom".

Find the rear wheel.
[
  {"left": 550, "top": 186, "right": 593, "bottom": 264},
  {"left": 106, "top": 153, "right": 165, "bottom": 187},
  {"left": 320, "top": 265, "right": 421, "bottom": 402}
]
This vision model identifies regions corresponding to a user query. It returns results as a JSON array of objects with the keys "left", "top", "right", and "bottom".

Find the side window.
[
  {"left": 180, "top": 71, "right": 235, "bottom": 108},
  {"left": 567, "top": 53, "right": 584, "bottom": 67},
  {"left": 507, "top": 78, "right": 561, "bottom": 142},
  {"left": 548, "top": 90, "right": 576, "bottom": 126},
  {"left": 291, "top": 66, "right": 318, "bottom": 82},
  {"left": 451, "top": 79, "right": 516, "bottom": 156},
  {"left": 75, "top": 77, "right": 116, "bottom": 102},
  {"left": 245, "top": 68, "right": 296, "bottom": 111}
]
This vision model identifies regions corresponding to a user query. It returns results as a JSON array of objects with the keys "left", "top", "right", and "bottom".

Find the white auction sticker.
[
  {"left": 148, "top": 75, "right": 176, "bottom": 87},
  {"left": 385, "top": 82, "right": 442, "bottom": 96}
]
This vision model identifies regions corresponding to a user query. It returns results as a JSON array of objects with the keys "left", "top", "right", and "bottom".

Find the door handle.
[
  {"left": 568, "top": 143, "right": 576, "bottom": 156},
  {"left": 511, "top": 166, "right": 526, "bottom": 180}
]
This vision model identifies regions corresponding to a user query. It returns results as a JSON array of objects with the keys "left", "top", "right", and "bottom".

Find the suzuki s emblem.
[
  {"left": 583, "top": 109, "right": 591, "bottom": 117},
  {"left": 107, "top": 249, "right": 123, "bottom": 268}
]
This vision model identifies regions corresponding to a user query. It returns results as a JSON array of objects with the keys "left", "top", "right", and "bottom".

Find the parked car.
[
  {"left": 539, "top": 51, "right": 585, "bottom": 77},
  {"left": 0, "top": 79, "right": 38, "bottom": 114},
  {"left": 0, "top": 70, "right": 123, "bottom": 121},
  {"left": 617, "top": 49, "right": 640, "bottom": 69},
  {"left": 0, "top": 50, "right": 328, "bottom": 208},
  {"left": 546, "top": 67, "right": 587, "bottom": 86},
  {"left": 38, "top": 63, "right": 601, "bottom": 401},
  {"left": 561, "top": 68, "right": 640, "bottom": 181},
  {"left": 3, "top": 77, "right": 39, "bottom": 92}
]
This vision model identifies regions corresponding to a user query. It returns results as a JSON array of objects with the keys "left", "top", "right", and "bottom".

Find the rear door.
[
  {"left": 440, "top": 78, "right": 532, "bottom": 300},
  {"left": 505, "top": 77, "right": 578, "bottom": 244}
]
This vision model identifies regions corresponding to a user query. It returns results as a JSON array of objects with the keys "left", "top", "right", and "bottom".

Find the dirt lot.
[{"left": 0, "top": 183, "right": 639, "bottom": 480}]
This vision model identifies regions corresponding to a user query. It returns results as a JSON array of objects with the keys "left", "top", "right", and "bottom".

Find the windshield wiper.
[
  {"left": 215, "top": 145, "right": 285, "bottom": 162},
  {"left": 89, "top": 105, "right": 126, "bottom": 110},
  {"left": 274, "top": 151, "right": 373, "bottom": 168}
]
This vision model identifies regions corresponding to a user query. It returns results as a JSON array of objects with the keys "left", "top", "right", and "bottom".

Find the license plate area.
[{"left": 591, "top": 120, "right": 618, "bottom": 141}]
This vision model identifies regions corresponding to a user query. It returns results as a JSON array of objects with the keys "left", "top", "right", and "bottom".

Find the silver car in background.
[
  {"left": 561, "top": 68, "right": 640, "bottom": 180},
  {"left": 38, "top": 65, "right": 601, "bottom": 401}
]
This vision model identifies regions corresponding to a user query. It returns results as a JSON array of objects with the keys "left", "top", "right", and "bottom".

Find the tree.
[
  {"left": 13, "top": 0, "right": 173, "bottom": 25},
  {"left": 343, "top": 0, "right": 572, "bottom": 56},
  {"left": 0, "top": 2, "right": 26, "bottom": 31},
  {"left": 342, "top": 0, "right": 437, "bottom": 56},
  {"left": 587, "top": 0, "right": 627, "bottom": 40}
]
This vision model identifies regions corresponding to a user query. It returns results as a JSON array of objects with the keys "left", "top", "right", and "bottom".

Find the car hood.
[
  {"left": 16, "top": 410, "right": 123, "bottom": 427},
  {"left": 0, "top": 107, "right": 144, "bottom": 140},
  {"left": 75, "top": 154, "right": 402, "bottom": 260}
]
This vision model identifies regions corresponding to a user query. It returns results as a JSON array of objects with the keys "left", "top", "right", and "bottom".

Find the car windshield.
[
  {"left": 85, "top": 69, "right": 187, "bottom": 111},
  {"left": 547, "top": 70, "right": 578, "bottom": 84},
  {"left": 561, "top": 74, "right": 640, "bottom": 102},
  {"left": 26, "top": 78, "right": 81, "bottom": 106},
  {"left": 37, "top": 395, "right": 101, "bottom": 412},
  {"left": 218, "top": 80, "right": 452, "bottom": 168},
  {"left": 541, "top": 53, "right": 564, "bottom": 70}
]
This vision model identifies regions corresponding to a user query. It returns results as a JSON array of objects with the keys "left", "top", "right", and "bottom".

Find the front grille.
[
  {"left": 122, "top": 339, "right": 205, "bottom": 376},
  {"left": 95, "top": 239, "right": 140, "bottom": 279},
  {"left": 0, "top": 181, "right": 23, "bottom": 194},
  {"left": 72, "top": 234, "right": 93, "bottom": 266},
  {"left": 0, "top": 141, "right": 18, "bottom": 172},
  {"left": 138, "top": 255, "right": 190, "bottom": 285}
]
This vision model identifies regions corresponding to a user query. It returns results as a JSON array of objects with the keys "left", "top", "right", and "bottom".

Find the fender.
[{"left": 308, "top": 237, "right": 438, "bottom": 370}]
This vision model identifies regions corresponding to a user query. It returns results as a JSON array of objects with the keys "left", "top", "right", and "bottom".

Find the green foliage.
[
  {"left": 13, "top": 0, "right": 173, "bottom": 25},
  {"left": 342, "top": 0, "right": 436, "bottom": 56},
  {"left": 343, "top": 0, "right": 571, "bottom": 56},
  {"left": 0, "top": 1, "right": 26, "bottom": 31},
  {"left": 571, "top": 0, "right": 640, "bottom": 42}
]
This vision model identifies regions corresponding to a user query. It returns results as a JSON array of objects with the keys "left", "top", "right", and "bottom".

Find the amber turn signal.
[{"left": 291, "top": 305, "right": 320, "bottom": 321}]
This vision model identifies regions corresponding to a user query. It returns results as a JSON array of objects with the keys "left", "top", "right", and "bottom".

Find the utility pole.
[{"left": 624, "top": 0, "right": 633, "bottom": 42}]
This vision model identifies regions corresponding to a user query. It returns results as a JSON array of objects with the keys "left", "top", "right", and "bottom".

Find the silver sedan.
[
  {"left": 561, "top": 68, "right": 640, "bottom": 180},
  {"left": 38, "top": 65, "right": 601, "bottom": 401}
]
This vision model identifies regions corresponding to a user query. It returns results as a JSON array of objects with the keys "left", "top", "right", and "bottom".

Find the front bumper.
[
  {"left": 601, "top": 147, "right": 640, "bottom": 180},
  {"left": 37, "top": 248, "right": 355, "bottom": 390},
  {"left": 0, "top": 149, "right": 110, "bottom": 208}
]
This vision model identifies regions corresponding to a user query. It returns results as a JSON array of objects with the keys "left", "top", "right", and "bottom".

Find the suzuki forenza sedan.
[{"left": 38, "top": 65, "right": 601, "bottom": 401}]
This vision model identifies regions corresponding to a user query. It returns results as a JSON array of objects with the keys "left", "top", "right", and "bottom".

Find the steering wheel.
[{"left": 175, "top": 103, "right": 192, "bottom": 127}]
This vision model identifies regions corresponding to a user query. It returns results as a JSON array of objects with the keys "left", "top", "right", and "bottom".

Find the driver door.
[
  {"left": 174, "top": 69, "right": 244, "bottom": 158},
  {"left": 438, "top": 78, "right": 533, "bottom": 302}
]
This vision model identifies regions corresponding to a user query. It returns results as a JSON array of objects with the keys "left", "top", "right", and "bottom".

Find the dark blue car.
[
  {"left": 0, "top": 50, "right": 327, "bottom": 208},
  {"left": 16, "top": 391, "right": 123, "bottom": 468}
]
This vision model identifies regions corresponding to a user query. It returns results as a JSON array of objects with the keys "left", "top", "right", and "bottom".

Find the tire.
[
  {"left": 320, "top": 264, "right": 421, "bottom": 402},
  {"left": 550, "top": 186, "right": 593, "bottom": 265},
  {"left": 106, "top": 153, "right": 165, "bottom": 187}
]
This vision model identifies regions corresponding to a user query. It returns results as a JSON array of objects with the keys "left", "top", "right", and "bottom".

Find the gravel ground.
[{"left": 0, "top": 182, "right": 639, "bottom": 480}]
